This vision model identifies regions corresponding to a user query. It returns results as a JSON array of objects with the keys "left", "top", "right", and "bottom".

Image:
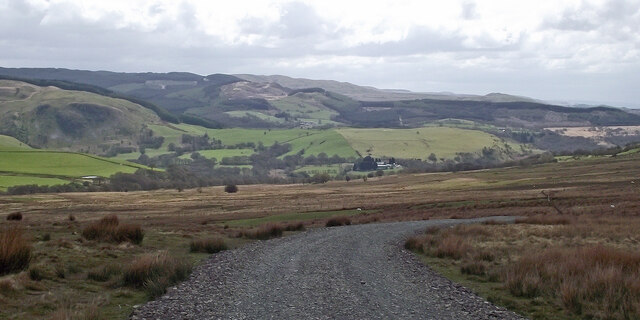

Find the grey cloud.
[
  {"left": 542, "top": 0, "right": 640, "bottom": 32},
  {"left": 461, "top": 2, "right": 477, "bottom": 20},
  {"left": 348, "top": 26, "right": 519, "bottom": 57},
  {"left": 239, "top": 1, "right": 333, "bottom": 41},
  {"left": 277, "top": 2, "right": 324, "bottom": 38}
]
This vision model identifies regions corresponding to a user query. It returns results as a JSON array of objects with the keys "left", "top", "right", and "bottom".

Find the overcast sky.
[{"left": 1, "top": 0, "right": 639, "bottom": 107}]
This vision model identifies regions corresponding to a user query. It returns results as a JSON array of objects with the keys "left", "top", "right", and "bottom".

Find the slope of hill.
[
  {"left": 0, "top": 134, "right": 31, "bottom": 150},
  {"left": 0, "top": 80, "right": 162, "bottom": 152}
]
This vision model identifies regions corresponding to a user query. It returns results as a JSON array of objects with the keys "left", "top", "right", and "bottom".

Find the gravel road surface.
[{"left": 131, "top": 217, "right": 525, "bottom": 319}]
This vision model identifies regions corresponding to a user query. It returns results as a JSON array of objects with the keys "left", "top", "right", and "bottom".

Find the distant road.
[{"left": 131, "top": 217, "right": 524, "bottom": 320}]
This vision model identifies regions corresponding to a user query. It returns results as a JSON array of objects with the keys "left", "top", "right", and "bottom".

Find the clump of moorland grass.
[
  {"left": 123, "top": 252, "right": 192, "bottom": 298},
  {"left": 242, "top": 223, "right": 284, "bottom": 240},
  {"left": 81, "top": 215, "right": 144, "bottom": 244},
  {"left": 190, "top": 237, "right": 228, "bottom": 254},
  {"left": 0, "top": 227, "right": 32, "bottom": 275},
  {"left": 503, "top": 245, "right": 640, "bottom": 319},
  {"left": 325, "top": 216, "right": 351, "bottom": 227},
  {"left": 6, "top": 212, "right": 22, "bottom": 221},
  {"left": 87, "top": 264, "right": 122, "bottom": 282},
  {"left": 284, "top": 222, "right": 305, "bottom": 231}
]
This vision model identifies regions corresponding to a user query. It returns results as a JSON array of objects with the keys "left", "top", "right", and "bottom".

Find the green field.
[
  {"left": 146, "top": 125, "right": 358, "bottom": 158},
  {"left": 0, "top": 151, "right": 145, "bottom": 178},
  {"left": 0, "top": 175, "right": 69, "bottom": 191},
  {"left": 121, "top": 125, "right": 525, "bottom": 163},
  {"left": 0, "top": 134, "right": 32, "bottom": 150},
  {"left": 337, "top": 127, "right": 509, "bottom": 159}
]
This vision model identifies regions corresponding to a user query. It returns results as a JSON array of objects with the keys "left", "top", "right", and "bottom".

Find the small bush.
[
  {"left": 68, "top": 214, "right": 76, "bottom": 222},
  {"left": 6, "top": 212, "right": 22, "bottom": 221},
  {"left": 326, "top": 216, "right": 352, "bottom": 227},
  {"left": 29, "top": 266, "right": 46, "bottom": 281},
  {"left": 0, "top": 227, "right": 32, "bottom": 275},
  {"left": 82, "top": 215, "right": 144, "bottom": 244},
  {"left": 41, "top": 233, "right": 51, "bottom": 242},
  {"left": 284, "top": 222, "right": 305, "bottom": 231},
  {"left": 224, "top": 184, "right": 238, "bottom": 193},
  {"left": 87, "top": 264, "right": 121, "bottom": 282},
  {"left": 190, "top": 237, "right": 228, "bottom": 254},
  {"left": 242, "top": 223, "right": 284, "bottom": 240},
  {"left": 460, "top": 260, "right": 486, "bottom": 276},
  {"left": 123, "top": 252, "right": 192, "bottom": 298}
]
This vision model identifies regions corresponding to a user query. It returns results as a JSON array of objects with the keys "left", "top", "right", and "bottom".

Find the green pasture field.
[
  {"left": 0, "top": 175, "right": 69, "bottom": 191},
  {"left": 337, "top": 127, "right": 510, "bottom": 159},
  {"left": 146, "top": 125, "right": 358, "bottom": 158},
  {"left": 0, "top": 150, "right": 145, "bottom": 178}
]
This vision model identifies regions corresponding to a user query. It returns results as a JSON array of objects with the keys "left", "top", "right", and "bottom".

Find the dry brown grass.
[
  {"left": 505, "top": 245, "right": 640, "bottom": 319},
  {"left": 0, "top": 227, "right": 31, "bottom": 275},
  {"left": 409, "top": 215, "right": 640, "bottom": 319},
  {"left": 241, "top": 223, "right": 284, "bottom": 240},
  {"left": 81, "top": 215, "right": 144, "bottom": 244},
  {"left": 284, "top": 222, "right": 306, "bottom": 231},
  {"left": 123, "top": 252, "right": 192, "bottom": 298},
  {"left": 325, "top": 216, "right": 352, "bottom": 227},
  {"left": 434, "top": 235, "right": 470, "bottom": 259},
  {"left": 189, "top": 237, "right": 228, "bottom": 254}
]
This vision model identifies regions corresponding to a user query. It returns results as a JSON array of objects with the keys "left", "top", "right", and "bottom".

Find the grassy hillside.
[
  {"left": 0, "top": 134, "right": 31, "bottom": 150},
  {"left": 148, "top": 124, "right": 359, "bottom": 157},
  {"left": 0, "top": 80, "right": 161, "bottom": 152},
  {"left": 111, "top": 125, "right": 528, "bottom": 164},
  {"left": 337, "top": 127, "right": 516, "bottom": 159}
]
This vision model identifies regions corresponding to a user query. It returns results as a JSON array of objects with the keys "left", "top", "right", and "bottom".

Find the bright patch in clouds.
[{"left": 1, "top": 0, "right": 639, "bottom": 106}]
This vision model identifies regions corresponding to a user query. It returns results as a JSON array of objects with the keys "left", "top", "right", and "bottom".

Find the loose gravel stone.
[{"left": 131, "top": 216, "right": 525, "bottom": 320}]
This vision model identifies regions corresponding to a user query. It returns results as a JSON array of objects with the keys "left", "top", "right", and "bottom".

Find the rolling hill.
[{"left": 0, "top": 79, "right": 162, "bottom": 152}]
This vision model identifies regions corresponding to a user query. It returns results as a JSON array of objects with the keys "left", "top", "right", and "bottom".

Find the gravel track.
[{"left": 131, "top": 217, "right": 525, "bottom": 319}]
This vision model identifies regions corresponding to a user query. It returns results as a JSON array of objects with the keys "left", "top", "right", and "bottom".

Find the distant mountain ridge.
[{"left": 1, "top": 67, "right": 639, "bottom": 132}]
